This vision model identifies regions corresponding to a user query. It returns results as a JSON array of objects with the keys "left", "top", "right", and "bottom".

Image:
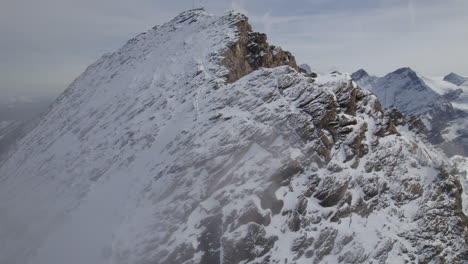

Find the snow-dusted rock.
[{"left": 0, "top": 9, "right": 467, "bottom": 264}]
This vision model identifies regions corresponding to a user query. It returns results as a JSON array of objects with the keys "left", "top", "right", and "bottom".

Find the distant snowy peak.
[
  {"left": 350, "top": 69, "right": 369, "bottom": 79},
  {"left": 386, "top": 67, "right": 432, "bottom": 92},
  {"left": 444, "top": 72, "right": 468, "bottom": 86},
  {"left": 352, "top": 67, "right": 439, "bottom": 115},
  {"left": 350, "top": 69, "right": 377, "bottom": 90}
]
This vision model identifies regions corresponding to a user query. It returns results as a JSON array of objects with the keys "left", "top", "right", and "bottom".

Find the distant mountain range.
[{"left": 352, "top": 68, "right": 468, "bottom": 157}]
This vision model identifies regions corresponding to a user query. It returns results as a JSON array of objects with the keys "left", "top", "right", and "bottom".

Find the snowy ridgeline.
[{"left": 0, "top": 9, "right": 467, "bottom": 264}]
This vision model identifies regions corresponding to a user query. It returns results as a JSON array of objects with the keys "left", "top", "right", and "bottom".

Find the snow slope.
[{"left": 0, "top": 9, "right": 467, "bottom": 264}]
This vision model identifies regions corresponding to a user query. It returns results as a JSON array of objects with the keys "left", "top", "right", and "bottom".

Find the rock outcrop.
[{"left": 222, "top": 14, "right": 302, "bottom": 83}]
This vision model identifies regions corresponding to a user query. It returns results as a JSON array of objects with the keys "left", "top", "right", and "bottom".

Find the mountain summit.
[{"left": 0, "top": 9, "right": 467, "bottom": 264}]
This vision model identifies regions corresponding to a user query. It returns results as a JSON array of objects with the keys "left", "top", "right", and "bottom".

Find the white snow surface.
[
  {"left": 0, "top": 9, "right": 240, "bottom": 264},
  {"left": 0, "top": 9, "right": 466, "bottom": 264}
]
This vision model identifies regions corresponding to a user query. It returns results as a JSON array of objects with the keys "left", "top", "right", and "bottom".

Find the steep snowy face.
[
  {"left": 0, "top": 9, "right": 300, "bottom": 264},
  {"left": 355, "top": 67, "right": 440, "bottom": 115},
  {"left": 0, "top": 9, "right": 467, "bottom": 264}
]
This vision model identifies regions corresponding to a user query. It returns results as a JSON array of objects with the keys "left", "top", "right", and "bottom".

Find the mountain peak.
[
  {"left": 444, "top": 72, "right": 467, "bottom": 86},
  {"left": 351, "top": 68, "right": 369, "bottom": 80},
  {"left": 392, "top": 67, "right": 416, "bottom": 75},
  {"left": 387, "top": 67, "right": 429, "bottom": 88},
  {"left": 353, "top": 67, "right": 440, "bottom": 116},
  {"left": 169, "top": 8, "right": 209, "bottom": 24}
]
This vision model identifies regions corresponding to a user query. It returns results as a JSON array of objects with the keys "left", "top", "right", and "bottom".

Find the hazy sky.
[{"left": 1, "top": 0, "right": 468, "bottom": 98}]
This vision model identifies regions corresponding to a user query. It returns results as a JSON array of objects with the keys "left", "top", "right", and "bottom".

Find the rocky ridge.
[{"left": 0, "top": 9, "right": 466, "bottom": 264}]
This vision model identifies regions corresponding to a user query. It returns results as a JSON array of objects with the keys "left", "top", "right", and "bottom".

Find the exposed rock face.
[
  {"left": 222, "top": 15, "right": 302, "bottom": 83},
  {"left": 0, "top": 9, "right": 466, "bottom": 264}
]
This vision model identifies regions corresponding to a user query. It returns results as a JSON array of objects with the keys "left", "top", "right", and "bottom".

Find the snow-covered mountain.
[
  {"left": 0, "top": 9, "right": 467, "bottom": 264},
  {"left": 351, "top": 68, "right": 449, "bottom": 115},
  {"left": 352, "top": 68, "right": 468, "bottom": 157}
]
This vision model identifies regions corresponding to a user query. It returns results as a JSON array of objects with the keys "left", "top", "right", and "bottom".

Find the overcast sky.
[{"left": 1, "top": 0, "right": 468, "bottom": 98}]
